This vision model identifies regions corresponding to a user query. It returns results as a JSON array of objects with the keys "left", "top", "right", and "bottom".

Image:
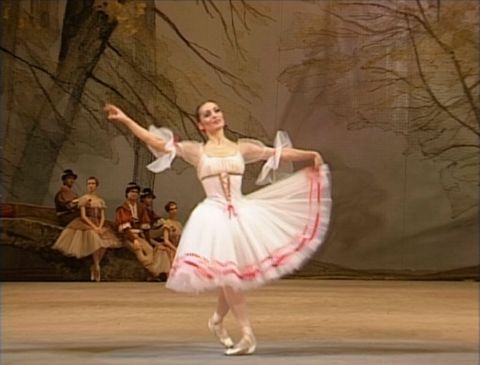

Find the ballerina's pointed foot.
[
  {"left": 224, "top": 331, "right": 256, "bottom": 356},
  {"left": 89, "top": 265, "right": 95, "bottom": 281},
  {"left": 208, "top": 317, "right": 234, "bottom": 349},
  {"left": 94, "top": 264, "right": 101, "bottom": 282}
]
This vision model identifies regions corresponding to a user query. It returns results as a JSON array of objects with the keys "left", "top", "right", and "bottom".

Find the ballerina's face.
[{"left": 197, "top": 102, "right": 225, "bottom": 132}]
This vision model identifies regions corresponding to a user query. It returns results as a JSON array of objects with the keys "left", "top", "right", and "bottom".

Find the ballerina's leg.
[
  {"left": 207, "top": 288, "right": 234, "bottom": 348},
  {"left": 214, "top": 288, "right": 230, "bottom": 321},
  {"left": 222, "top": 286, "right": 256, "bottom": 355},
  {"left": 222, "top": 286, "right": 251, "bottom": 329}
]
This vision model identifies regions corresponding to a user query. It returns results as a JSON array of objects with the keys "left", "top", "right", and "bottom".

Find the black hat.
[
  {"left": 125, "top": 182, "right": 141, "bottom": 196},
  {"left": 61, "top": 169, "right": 77, "bottom": 181},
  {"left": 140, "top": 187, "right": 156, "bottom": 199}
]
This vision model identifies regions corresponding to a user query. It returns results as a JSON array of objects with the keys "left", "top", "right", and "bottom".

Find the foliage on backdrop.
[{"left": 1, "top": 0, "right": 478, "bottom": 279}]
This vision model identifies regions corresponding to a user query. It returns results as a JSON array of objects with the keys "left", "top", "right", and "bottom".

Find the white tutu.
[{"left": 147, "top": 128, "right": 332, "bottom": 293}]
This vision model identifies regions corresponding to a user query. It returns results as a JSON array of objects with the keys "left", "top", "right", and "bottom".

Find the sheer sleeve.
[
  {"left": 238, "top": 139, "right": 274, "bottom": 163},
  {"left": 175, "top": 141, "right": 203, "bottom": 167},
  {"left": 239, "top": 131, "right": 293, "bottom": 185},
  {"left": 146, "top": 126, "right": 202, "bottom": 172}
]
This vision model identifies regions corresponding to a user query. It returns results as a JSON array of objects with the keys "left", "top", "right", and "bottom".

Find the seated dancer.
[
  {"left": 139, "top": 188, "right": 164, "bottom": 241},
  {"left": 53, "top": 176, "right": 122, "bottom": 281},
  {"left": 162, "top": 201, "right": 183, "bottom": 264},
  {"left": 115, "top": 182, "right": 169, "bottom": 279},
  {"left": 54, "top": 169, "right": 80, "bottom": 226},
  {"left": 140, "top": 188, "right": 170, "bottom": 279}
]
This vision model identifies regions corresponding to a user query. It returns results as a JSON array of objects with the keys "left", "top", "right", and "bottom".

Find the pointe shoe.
[
  {"left": 89, "top": 265, "right": 95, "bottom": 281},
  {"left": 224, "top": 331, "right": 256, "bottom": 356},
  {"left": 208, "top": 317, "right": 234, "bottom": 349},
  {"left": 94, "top": 265, "right": 101, "bottom": 282}
]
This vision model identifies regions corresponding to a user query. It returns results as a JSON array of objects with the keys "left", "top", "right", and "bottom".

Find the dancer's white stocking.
[
  {"left": 222, "top": 286, "right": 251, "bottom": 331},
  {"left": 208, "top": 288, "right": 234, "bottom": 348},
  {"left": 213, "top": 288, "right": 230, "bottom": 322}
]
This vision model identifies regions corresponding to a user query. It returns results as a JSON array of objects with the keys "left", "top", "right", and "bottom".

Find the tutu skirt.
[
  {"left": 166, "top": 165, "right": 331, "bottom": 293},
  {"left": 52, "top": 220, "right": 122, "bottom": 258}
]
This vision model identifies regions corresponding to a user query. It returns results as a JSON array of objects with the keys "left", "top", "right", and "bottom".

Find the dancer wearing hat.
[
  {"left": 116, "top": 182, "right": 169, "bottom": 279},
  {"left": 140, "top": 187, "right": 171, "bottom": 280},
  {"left": 54, "top": 169, "right": 80, "bottom": 226},
  {"left": 115, "top": 182, "right": 150, "bottom": 240},
  {"left": 140, "top": 188, "right": 164, "bottom": 238}
]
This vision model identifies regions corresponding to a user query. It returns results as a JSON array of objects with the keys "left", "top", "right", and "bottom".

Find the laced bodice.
[
  {"left": 146, "top": 127, "right": 293, "bottom": 207},
  {"left": 78, "top": 194, "right": 106, "bottom": 223}
]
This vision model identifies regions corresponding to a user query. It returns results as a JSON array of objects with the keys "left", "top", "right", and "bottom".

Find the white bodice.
[
  {"left": 197, "top": 152, "right": 245, "bottom": 179},
  {"left": 146, "top": 127, "right": 294, "bottom": 190},
  {"left": 198, "top": 153, "right": 245, "bottom": 201}
]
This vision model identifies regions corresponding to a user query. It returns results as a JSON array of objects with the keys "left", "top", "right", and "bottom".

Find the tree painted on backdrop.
[
  {"left": 1, "top": 0, "right": 272, "bottom": 203},
  {"left": 278, "top": 0, "right": 479, "bottom": 218}
]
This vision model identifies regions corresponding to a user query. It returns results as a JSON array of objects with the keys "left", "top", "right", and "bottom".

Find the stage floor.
[{"left": 2, "top": 280, "right": 478, "bottom": 365}]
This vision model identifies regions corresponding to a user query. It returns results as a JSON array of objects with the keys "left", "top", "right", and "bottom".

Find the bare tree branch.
[
  {"left": 88, "top": 71, "right": 126, "bottom": 100},
  {"left": 153, "top": 7, "right": 257, "bottom": 101},
  {"left": 424, "top": 144, "right": 480, "bottom": 158},
  {"left": 326, "top": 9, "right": 409, "bottom": 36},
  {"left": 206, "top": 0, "right": 235, "bottom": 48},
  {"left": 198, "top": 0, "right": 214, "bottom": 18},
  {"left": 228, "top": 0, "right": 246, "bottom": 59},
  {"left": 413, "top": 0, "right": 480, "bottom": 128},
  {"left": 104, "top": 63, "right": 156, "bottom": 120},
  {"left": 346, "top": 1, "right": 480, "bottom": 126},
  {"left": 406, "top": 17, "right": 480, "bottom": 136},
  {"left": 240, "top": 0, "right": 274, "bottom": 22},
  {"left": 88, "top": 69, "right": 155, "bottom": 129},
  {"left": 0, "top": 46, "right": 68, "bottom": 87},
  {"left": 414, "top": 0, "right": 430, "bottom": 25},
  {"left": 363, "top": 66, "right": 418, "bottom": 88},
  {"left": 28, "top": 66, "right": 66, "bottom": 128},
  {"left": 0, "top": 45, "right": 117, "bottom": 136},
  {"left": 105, "top": 42, "right": 201, "bottom": 138}
]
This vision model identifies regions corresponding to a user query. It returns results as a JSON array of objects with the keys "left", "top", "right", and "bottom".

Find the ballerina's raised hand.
[{"left": 104, "top": 103, "right": 167, "bottom": 153}]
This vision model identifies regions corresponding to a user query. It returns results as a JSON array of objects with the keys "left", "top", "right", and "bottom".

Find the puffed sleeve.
[
  {"left": 239, "top": 131, "right": 293, "bottom": 185},
  {"left": 97, "top": 198, "right": 107, "bottom": 209},
  {"left": 146, "top": 126, "right": 203, "bottom": 172},
  {"left": 175, "top": 140, "right": 203, "bottom": 167},
  {"left": 237, "top": 138, "right": 272, "bottom": 164},
  {"left": 77, "top": 195, "right": 91, "bottom": 208}
]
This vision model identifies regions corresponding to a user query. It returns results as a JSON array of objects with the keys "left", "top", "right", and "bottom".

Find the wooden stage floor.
[{"left": 2, "top": 280, "right": 478, "bottom": 365}]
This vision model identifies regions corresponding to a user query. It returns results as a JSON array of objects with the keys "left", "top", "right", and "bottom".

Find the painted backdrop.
[{"left": 1, "top": 0, "right": 478, "bottom": 278}]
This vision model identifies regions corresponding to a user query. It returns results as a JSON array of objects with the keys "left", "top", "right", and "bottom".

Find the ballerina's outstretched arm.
[
  {"left": 240, "top": 140, "right": 324, "bottom": 168},
  {"left": 281, "top": 147, "right": 324, "bottom": 168},
  {"left": 104, "top": 103, "right": 167, "bottom": 153}
]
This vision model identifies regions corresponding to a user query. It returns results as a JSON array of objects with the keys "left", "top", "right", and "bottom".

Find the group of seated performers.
[{"left": 52, "top": 169, "right": 182, "bottom": 282}]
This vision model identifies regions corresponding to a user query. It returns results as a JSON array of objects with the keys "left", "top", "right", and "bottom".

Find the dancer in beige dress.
[
  {"left": 162, "top": 201, "right": 183, "bottom": 264},
  {"left": 52, "top": 176, "right": 122, "bottom": 281}
]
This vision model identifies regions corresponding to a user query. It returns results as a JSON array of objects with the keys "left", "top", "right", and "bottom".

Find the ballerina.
[
  {"left": 53, "top": 176, "right": 122, "bottom": 281},
  {"left": 104, "top": 101, "right": 331, "bottom": 355}
]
